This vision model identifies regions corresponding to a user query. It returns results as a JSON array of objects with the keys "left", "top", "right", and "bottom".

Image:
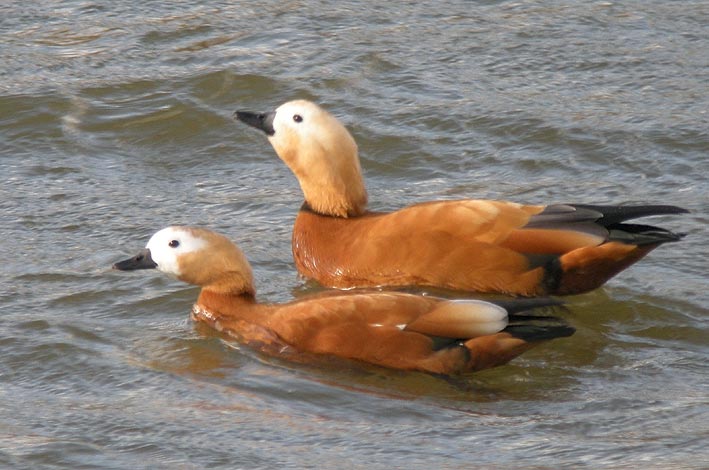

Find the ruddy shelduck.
[
  {"left": 113, "top": 226, "right": 574, "bottom": 374},
  {"left": 235, "top": 100, "right": 687, "bottom": 296}
]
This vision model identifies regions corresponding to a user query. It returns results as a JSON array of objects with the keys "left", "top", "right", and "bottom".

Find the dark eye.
[
  {"left": 168, "top": 240, "right": 180, "bottom": 248},
  {"left": 293, "top": 114, "right": 303, "bottom": 123}
]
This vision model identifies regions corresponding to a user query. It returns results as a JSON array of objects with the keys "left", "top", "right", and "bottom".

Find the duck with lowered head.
[
  {"left": 236, "top": 100, "right": 687, "bottom": 297},
  {"left": 113, "top": 226, "right": 574, "bottom": 375}
]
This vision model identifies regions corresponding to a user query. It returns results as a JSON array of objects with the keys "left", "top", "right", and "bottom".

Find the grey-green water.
[{"left": 1, "top": 1, "right": 707, "bottom": 468}]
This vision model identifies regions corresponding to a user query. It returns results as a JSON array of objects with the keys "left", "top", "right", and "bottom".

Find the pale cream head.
[
  {"left": 268, "top": 100, "right": 368, "bottom": 217},
  {"left": 146, "top": 226, "right": 255, "bottom": 296}
]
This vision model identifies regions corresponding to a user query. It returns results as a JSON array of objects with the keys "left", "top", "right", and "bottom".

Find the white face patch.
[
  {"left": 273, "top": 100, "right": 315, "bottom": 130},
  {"left": 145, "top": 227, "right": 207, "bottom": 277},
  {"left": 269, "top": 101, "right": 309, "bottom": 148}
]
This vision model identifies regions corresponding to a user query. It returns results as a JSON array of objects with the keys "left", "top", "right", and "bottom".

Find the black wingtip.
[
  {"left": 607, "top": 223, "right": 687, "bottom": 245},
  {"left": 569, "top": 204, "right": 689, "bottom": 225},
  {"left": 504, "top": 314, "right": 575, "bottom": 342}
]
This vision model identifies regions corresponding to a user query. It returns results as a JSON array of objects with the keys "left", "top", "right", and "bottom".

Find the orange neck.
[
  {"left": 195, "top": 289, "right": 266, "bottom": 325},
  {"left": 192, "top": 289, "right": 286, "bottom": 351}
]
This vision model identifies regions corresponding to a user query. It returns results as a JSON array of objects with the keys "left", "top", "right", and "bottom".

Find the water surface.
[{"left": 1, "top": 1, "right": 707, "bottom": 468}]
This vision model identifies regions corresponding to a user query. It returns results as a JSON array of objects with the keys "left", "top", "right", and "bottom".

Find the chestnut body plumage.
[{"left": 114, "top": 226, "right": 574, "bottom": 374}]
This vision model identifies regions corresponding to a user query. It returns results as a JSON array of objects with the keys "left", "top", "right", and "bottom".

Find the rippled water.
[{"left": 2, "top": 1, "right": 707, "bottom": 468}]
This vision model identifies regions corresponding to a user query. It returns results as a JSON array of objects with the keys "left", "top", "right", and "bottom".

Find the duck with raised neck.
[{"left": 236, "top": 100, "right": 687, "bottom": 296}]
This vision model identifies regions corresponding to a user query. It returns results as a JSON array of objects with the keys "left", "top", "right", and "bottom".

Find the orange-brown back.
[
  {"left": 194, "top": 289, "right": 571, "bottom": 375},
  {"left": 292, "top": 200, "right": 683, "bottom": 296}
]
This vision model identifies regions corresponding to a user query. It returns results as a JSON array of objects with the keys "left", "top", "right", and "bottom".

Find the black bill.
[
  {"left": 112, "top": 248, "right": 157, "bottom": 271},
  {"left": 234, "top": 110, "right": 276, "bottom": 136}
]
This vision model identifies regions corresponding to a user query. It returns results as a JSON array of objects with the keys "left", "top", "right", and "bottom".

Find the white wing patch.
[
  {"left": 368, "top": 323, "right": 407, "bottom": 330},
  {"left": 405, "top": 299, "right": 509, "bottom": 338}
]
